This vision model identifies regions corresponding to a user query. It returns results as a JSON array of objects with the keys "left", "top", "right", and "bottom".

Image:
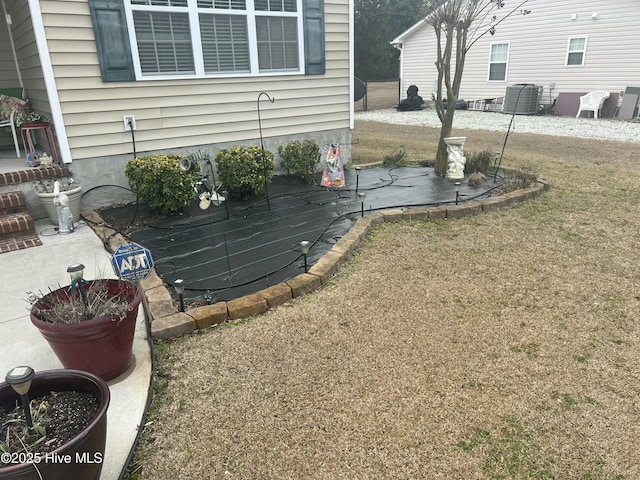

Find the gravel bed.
[{"left": 356, "top": 108, "right": 640, "bottom": 143}]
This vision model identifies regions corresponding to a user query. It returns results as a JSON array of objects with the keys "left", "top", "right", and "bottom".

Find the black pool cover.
[{"left": 100, "top": 166, "right": 497, "bottom": 304}]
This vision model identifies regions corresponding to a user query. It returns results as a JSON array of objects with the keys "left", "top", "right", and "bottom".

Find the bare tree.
[{"left": 427, "top": 0, "right": 531, "bottom": 175}]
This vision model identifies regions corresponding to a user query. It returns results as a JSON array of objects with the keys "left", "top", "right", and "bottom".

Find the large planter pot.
[
  {"left": 30, "top": 279, "right": 142, "bottom": 381},
  {"left": 36, "top": 184, "right": 82, "bottom": 225},
  {"left": 0, "top": 369, "right": 110, "bottom": 480}
]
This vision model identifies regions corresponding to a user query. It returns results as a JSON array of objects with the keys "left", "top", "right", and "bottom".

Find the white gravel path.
[{"left": 356, "top": 108, "right": 640, "bottom": 144}]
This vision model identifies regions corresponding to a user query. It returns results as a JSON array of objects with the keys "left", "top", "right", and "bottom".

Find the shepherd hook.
[{"left": 257, "top": 92, "right": 275, "bottom": 213}]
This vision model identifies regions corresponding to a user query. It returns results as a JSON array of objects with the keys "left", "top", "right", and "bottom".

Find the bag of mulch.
[{"left": 320, "top": 144, "right": 344, "bottom": 188}]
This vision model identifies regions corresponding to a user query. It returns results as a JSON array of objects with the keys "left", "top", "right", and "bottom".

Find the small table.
[{"left": 20, "top": 122, "right": 59, "bottom": 164}]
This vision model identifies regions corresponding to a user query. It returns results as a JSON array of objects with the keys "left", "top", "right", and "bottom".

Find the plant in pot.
[
  {"left": 15, "top": 111, "right": 49, "bottom": 127},
  {"left": 33, "top": 177, "right": 82, "bottom": 226},
  {"left": 28, "top": 263, "right": 142, "bottom": 382},
  {"left": 0, "top": 367, "right": 110, "bottom": 480}
]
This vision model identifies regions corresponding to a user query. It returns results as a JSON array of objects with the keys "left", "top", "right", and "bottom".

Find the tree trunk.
[
  {"left": 434, "top": 115, "right": 453, "bottom": 177},
  {"left": 435, "top": 106, "right": 455, "bottom": 176}
]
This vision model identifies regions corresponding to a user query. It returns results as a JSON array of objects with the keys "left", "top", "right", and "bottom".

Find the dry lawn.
[
  {"left": 354, "top": 81, "right": 400, "bottom": 112},
  {"left": 131, "top": 85, "right": 640, "bottom": 479}
]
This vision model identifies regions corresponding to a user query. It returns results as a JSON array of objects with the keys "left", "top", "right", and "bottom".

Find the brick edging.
[{"left": 84, "top": 179, "right": 549, "bottom": 341}]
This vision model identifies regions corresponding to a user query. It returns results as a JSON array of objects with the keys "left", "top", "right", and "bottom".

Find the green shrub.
[
  {"left": 215, "top": 146, "right": 274, "bottom": 200},
  {"left": 465, "top": 149, "right": 494, "bottom": 174},
  {"left": 125, "top": 154, "right": 199, "bottom": 215},
  {"left": 277, "top": 140, "right": 321, "bottom": 184}
]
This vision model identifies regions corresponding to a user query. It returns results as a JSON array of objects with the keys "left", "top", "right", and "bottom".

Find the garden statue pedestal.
[{"left": 444, "top": 137, "right": 466, "bottom": 180}]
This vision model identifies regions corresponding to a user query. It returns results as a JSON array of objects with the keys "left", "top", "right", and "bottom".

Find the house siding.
[
  {"left": 0, "top": 19, "right": 20, "bottom": 88},
  {"left": 40, "top": 0, "right": 351, "bottom": 162},
  {"left": 0, "top": 0, "right": 50, "bottom": 149},
  {"left": 396, "top": 0, "right": 640, "bottom": 106}
]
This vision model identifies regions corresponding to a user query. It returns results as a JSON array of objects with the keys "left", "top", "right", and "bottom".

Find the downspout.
[
  {"left": 349, "top": 0, "right": 354, "bottom": 130},
  {"left": 27, "top": 0, "right": 72, "bottom": 164},
  {"left": 1, "top": 0, "right": 23, "bottom": 88},
  {"left": 391, "top": 41, "right": 403, "bottom": 105}
]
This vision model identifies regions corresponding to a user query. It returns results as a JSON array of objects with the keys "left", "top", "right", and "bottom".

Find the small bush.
[
  {"left": 465, "top": 149, "right": 494, "bottom": 174},
  {"left": 215, "top": 146, "right": 274, "bottom": 200},
  {"left": 277, "top": 140, "right": 321, "bottom": 184},
  {"left": 125, "top": 154, "right": 199, "bottom": 215},
  {"left": 501, "top": 167, "right": 538, "bottom": 193},
  {"left": 383, "top": 147, "right": 407, "bottom": 167}
]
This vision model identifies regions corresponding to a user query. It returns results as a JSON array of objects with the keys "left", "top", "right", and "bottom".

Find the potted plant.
[
  {"left": 33, "top": 177, "right": 82, "bottom": 226},
  {"left": 15, "top": 110, "right": 49, "bottom": 127},
  {"left": 29, "top": 264, "right": 142, "bottom": 381},
  {"left": 0, "top": 367, "right": 110, "bottom": 480}
]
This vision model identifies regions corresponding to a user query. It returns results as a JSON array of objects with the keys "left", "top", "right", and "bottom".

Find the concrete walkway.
[{"left": 0, "top": 218, "right": 151, "bottom": 480}]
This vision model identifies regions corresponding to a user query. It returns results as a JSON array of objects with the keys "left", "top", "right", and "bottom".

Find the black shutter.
[
  {"left": 88, "top": 0, "right": 136, "bottom": 82},
  {"left": 303, "top": 0, "right": 325, "bottom": 75}
]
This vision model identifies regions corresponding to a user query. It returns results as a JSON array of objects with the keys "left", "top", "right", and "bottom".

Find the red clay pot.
[
  {"left": 0, "top": 369, "right": 110, "bottom": 480},
  {"left": 30, "top": 279, "right": 142, "bottom": 381}
]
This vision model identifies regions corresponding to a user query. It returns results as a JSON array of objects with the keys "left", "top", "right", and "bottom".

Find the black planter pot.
[{"left": 0, "top": 369, "right": 110, "bottom": 480}]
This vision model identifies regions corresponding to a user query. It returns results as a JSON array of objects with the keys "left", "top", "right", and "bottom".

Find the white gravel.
[{"left": 355, "top": 108, "right": 640, "bottom": 144}]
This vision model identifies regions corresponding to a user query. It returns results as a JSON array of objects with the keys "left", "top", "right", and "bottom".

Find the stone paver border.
[{"left": 85, "top": 175, "right": 548, "bottom": 341}]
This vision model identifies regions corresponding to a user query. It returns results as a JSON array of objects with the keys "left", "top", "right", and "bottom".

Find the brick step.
[
  {"left": 0, "top": 204, "right": 42, "bottom": 253},
  {"left": 0, "top": 191, "right": 28, "bottom": 216},
  {"left": 0, "top": 165, "right": 69, "bottom": 187},
  {"left": 0, "top": 231, "right": 43, "bottom": 254},
  {"left": 0, "top": 212, "right": 37, "bottom": 239}
]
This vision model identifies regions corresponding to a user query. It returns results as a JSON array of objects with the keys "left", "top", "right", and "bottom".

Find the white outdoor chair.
[
  {"left": 576, "top": 91, "right": 610, "bottom": 119},
  {"left": 0, "top": 106, "right": 21, "bottom": 157},
  {"left": 0, "top": 93, "right": 27, "bottom": 157}
]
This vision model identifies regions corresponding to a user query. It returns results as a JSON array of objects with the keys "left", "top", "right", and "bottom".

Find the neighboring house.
[
  {"left": 0, "top": 0, "right": 354, "bottom": 210},
  {"left": 391, "top": 0, "right": 640, "bottom": 118}
]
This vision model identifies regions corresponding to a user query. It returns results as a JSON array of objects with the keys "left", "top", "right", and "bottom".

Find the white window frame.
[
  {"left": 566, "top": 35, "right": 587, "bottom": 67},
  {"left": 124, "top": 0, "right": 305, "bottom": 80},
  {"left": 487, "top": 42, "right": 509, "bottom": 82}
]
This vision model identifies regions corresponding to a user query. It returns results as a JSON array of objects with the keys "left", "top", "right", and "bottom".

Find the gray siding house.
[{"left": 391, "top": 0, "right": 640, "bottom": 117}]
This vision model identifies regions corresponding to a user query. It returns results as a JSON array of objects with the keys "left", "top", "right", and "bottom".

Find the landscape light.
[
  {"left": 357, "top": 191, "right": 366, "bottom": 217},
  {"left": 300, "top": 241, "right": 311, "bottom": 273},
  {"left": 174, "top": 279, "right": 186, "bottom": 312},
  {"left": 454, "top": 182, "right": 461, "bottom": 205},
  {"left": 5, "top": 366, "right": 35, "bottom": 428},
  {"left": 67, "top": 263, "right": 89, "bottom": 311}
]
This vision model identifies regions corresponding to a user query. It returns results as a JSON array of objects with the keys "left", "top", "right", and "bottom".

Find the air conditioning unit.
[{"left": 503, "top": 84, "right": 540, "bottom": 114}]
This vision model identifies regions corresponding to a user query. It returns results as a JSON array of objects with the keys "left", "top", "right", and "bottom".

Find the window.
[
  {"left": 133, "top": 10, "right": 194, "bottom": 74},
  {"left": 566, "top": 36, "right": 587, "bottom": 66},
  {"left": 128, "top": 0, "right": 304, "bottom": 77},
  {"left": 488, "top": 42, "right": 509, "bottom": 81},
  {"left": 88, "top": 0, "right": 324, "bottom": 81}
]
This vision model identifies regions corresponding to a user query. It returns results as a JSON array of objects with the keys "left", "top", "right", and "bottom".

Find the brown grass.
[
  {"left": 131, "top": 84, "right": 640, "bottom": 479},
  {"left": 354, "top": 81, "right": 400, "bottom": 112}
]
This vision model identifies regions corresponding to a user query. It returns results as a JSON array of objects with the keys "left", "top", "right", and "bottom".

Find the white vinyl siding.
[
  {"left": 566, "top": 36, "right": 587, "bottom": 66},
  {"left": 394, "top": 0, "right": 640, "bottom": 104},
  {"left": 38, "top": 0, "right": 349, "bottom": 162},
  {"left": 127, "top": 0, "right": 304, "bottom": 78},
  {"left": 488, "top": 42, "right": 509, "bottom": 81}
]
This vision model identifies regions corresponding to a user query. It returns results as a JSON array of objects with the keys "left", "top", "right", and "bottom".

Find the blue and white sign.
[{"left": 111, "top": 243, "right": 154, "bottom": 282}]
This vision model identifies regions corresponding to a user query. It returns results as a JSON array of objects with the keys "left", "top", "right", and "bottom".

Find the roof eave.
[{"left": 390, "top": 17, "right": 428, "bottom": 47}]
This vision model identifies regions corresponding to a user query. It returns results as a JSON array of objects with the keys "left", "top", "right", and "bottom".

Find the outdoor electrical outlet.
[{"left": 123, "top": 115, "right": 136, "bottom": 131}]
